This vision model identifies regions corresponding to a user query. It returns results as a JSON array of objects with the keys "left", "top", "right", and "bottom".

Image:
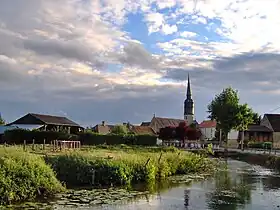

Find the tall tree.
[
  {"left": 207, "top": 87, "right": 256, "bottom": 150},
  {"left": 235, "top": 104, "right": 256, "bottom": 150},
  {"left": 207, "top": 87, "right": 240, "bottom": 147}
]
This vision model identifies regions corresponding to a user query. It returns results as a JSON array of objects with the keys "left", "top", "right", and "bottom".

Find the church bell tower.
[{"left": 184, "top": 74, "right": 194, "bottom": 125}]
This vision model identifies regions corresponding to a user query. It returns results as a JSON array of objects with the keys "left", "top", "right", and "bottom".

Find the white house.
[{"left": 199, "top": 120, "right": 216, "bottom": 140}]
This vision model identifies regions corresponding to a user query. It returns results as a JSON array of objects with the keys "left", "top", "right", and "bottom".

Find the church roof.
[{"left": 199, "top": 120, "right": 216, "bottom": 128}]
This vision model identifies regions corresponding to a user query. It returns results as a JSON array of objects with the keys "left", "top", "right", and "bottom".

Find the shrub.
[
  {"left": 0, "top": 148, "right": 64, "bottom": 205},
  {"left": 78, "top": 133, "right": 157, "bottom": 146},
  {"left": 248, "top": 141, "right": 272, "bottom": 149},
  {"left": 110, "top": 125, "right": 128, "bottom": 135},
  {"left": 45, "top": 150, "right": 215, "bottom": 188},
  {"left": 4, "top": 129, "right": 78, "bottom": 144}
]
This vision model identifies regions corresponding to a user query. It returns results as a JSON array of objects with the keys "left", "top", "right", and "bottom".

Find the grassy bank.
[
  {"left": 45, "top": 146, "right": 215, "bottom": 187},
  {"left": 0, "top": 145, "right": 216, "bottom": 205},
  {"left": 0, "top": 147, "right": 64, "bottom": 205},
  {"left": 234, "top": 152, "right": 280, "bottom": 169}
]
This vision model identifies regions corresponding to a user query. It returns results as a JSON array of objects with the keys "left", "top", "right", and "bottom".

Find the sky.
[{"left": 1, "top": 0, "right": 280, "bottom": 127}]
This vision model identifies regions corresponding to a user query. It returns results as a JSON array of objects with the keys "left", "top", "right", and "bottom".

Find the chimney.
[{"left": 102, "top": 121, "right": 105, "bottom": 126}]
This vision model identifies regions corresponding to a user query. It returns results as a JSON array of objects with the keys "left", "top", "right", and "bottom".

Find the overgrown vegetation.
[
  {"left": 45, "top": 146, "right": 215, "bottom": 188},
  {"left": 4, "top": 129, "right": 157, "bottom": 146},
  {"left": 0, "top": 147, "right": 64, "bottom": 205}
]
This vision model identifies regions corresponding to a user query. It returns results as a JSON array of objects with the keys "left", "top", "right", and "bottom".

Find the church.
[{"left": 141, "top": 74, "right": 197, "bottom": 133}]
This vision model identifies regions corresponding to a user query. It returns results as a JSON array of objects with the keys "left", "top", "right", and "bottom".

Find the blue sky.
[{"left": 1, "top": 0, "right": 280, "bottom": 126}]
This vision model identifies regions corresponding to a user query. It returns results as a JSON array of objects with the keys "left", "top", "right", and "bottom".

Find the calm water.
[
  {"left": 94, "top": 159, "right": 280, "bottom": 210},
  {"left": 14, "top": 159, "right": 280, "bottom": 210}
]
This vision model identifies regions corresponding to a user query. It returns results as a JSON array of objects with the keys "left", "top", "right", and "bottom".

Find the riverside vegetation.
[{"left": 0, "top": 144, "right": 216, "bottom": 206}]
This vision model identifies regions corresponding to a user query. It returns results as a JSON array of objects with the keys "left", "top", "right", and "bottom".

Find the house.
[
  {"left": 242, "top": 124, "right": 273, "bottom": 142},
  {"left": 141, "top": 116, "right": 187, "bottom": 134},
  {"left": 92, "top": 121, "right": 157, "bottom": 136},
  {"left": 260, "top": 114, "right": 280, "bottom": 148},
  {"left": 7, "top": 113, "right": 83, "bottom": 134},
  {"left": 199, "top": 120, "right": 216, "bottom": 140},
  {"left": 130, "top": 125, "right": 156, "bottom": 136},
  {"left": 92, "top": 121, "right": 114, "bottom": 134}
]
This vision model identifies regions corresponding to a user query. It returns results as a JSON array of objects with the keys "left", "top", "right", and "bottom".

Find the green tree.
[
  {"left": 0, "top": 115, "right": 5, "bottom": 125},
  {"left": 207, "top": 87, "right": 256, "bottom": 150},
  {"left": 207, "top": 87, "right": 240, "bottom": 147},
  {"left": 111, "top": 124, "right": 128, "bottom": 134}
]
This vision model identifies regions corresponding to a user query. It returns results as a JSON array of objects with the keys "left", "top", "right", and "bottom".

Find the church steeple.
[
  {"left": 184, "top": 73, "right": 194, "bottom": 124},
  {"left": 186, "top": 73, "right": 192, "bottom": 99}
]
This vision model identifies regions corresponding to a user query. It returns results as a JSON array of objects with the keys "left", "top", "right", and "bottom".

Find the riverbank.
[{"left": 0, "top": 145, "right": 216, "bottom": 205}]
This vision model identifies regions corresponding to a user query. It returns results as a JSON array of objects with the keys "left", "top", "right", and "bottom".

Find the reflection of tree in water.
[
  {"left": 206, "top": 167, "right": 252, "bottom": 210},
  {"left": 184, "top": 189, "right": 190, "bottom": 209},
  {"left": 262, "top": 175, "right": 280, "bottom": 191}
]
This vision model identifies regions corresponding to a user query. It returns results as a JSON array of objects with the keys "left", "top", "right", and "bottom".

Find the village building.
[
  {"left": 184, "top": 74, "right": 195, "bottom": 125},
  {"left": 199, "top": 120, "right": 216, "bottom": 141},
  {"left": 7, "top": 113, "right": 83, "bottom": 134},
  {"left": 92, "top": 121, "right": 157, "bottom": 136}
]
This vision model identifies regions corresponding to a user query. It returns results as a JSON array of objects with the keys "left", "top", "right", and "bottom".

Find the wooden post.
[
  {"left": 145, "top": 158, "right": 151, "bottom": 167},
  {"left": 43, "top": 139, "right": 46, "bottom": 150},
  {"left": 23, "top": 140, "right": 26, "bottom": 151},
  {"left": 158, "top": 152, "right": 163, "bottom": 164},
  {"left": 32, "top": 139, "right": 35, "bottom": 150}
]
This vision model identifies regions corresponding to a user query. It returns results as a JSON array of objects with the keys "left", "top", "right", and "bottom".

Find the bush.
[
  {"left": 3, "top": 129, "right": 78, "bottom": 144},
  {"left": 0, "top": 148, "right": 64, "bottom": 205},
  {"left": 248, "top": 141, "right": 272, "bottom": 149},
  {"left": 45, "top": 150, "right": 215, "bottom": 188},
  {"left": 78, "top": 132, "right": 157, "bottom": 146}
]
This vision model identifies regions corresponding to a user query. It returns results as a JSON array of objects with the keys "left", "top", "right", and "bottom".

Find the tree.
[
  {"left": 207, "top": 87, "right": 256, "bottom": 150},
  {"left": 0, "top": 115, "right": 5, "bottom": 125},
  {"left": 207, "top": 87, "right": 240, "bottom": 147},
  {"left": 111, "top": 124, "right": 128, "bottom": 135},
  {"left": 235, "top": 104, "right": 256, "bottom": 150},
  {"left": 252, "top": 112, "right": 261, "bottom": 124}
]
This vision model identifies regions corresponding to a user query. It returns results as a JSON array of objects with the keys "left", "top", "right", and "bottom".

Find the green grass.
[
  {"left": 0, "top": 147, "right": 65, "bottom": 205},
  {"left": 45, "top": 145, "right": 215, "bottom": 187},
  {"left": 0, "top": 144, "right": 216, "bottom": 205}
]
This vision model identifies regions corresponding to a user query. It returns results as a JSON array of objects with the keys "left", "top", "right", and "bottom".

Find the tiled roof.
[
  {"left": 30, "top": 113, "right": 81, "bottom": 126},
  {"left": 246, "top": 124, "right": 272, "bottom": 132},
  {"left": 9, "top": 113, "right": 81, "bottom": 127},
  {"left": 93, "top": 124, "right": 114, "bottom": 134},
  {"left": 150, "top": 117, "right": 187, "bottom": 133},
  {"left": 264, "top": 114, "right": 280, "bottom": 132},
  {"left": 141, "top": 122, "right": 151, "bottom": 126},
  {"left": 199, "top": 120, "right": 216, "bottom": 128},
  {"left": 130, "top": 126, "right": 156, "bottom": 136}
]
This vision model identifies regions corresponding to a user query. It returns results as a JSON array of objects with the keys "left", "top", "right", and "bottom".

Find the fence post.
[
  {"left": 23, "top": 140, "right": 26, "bottom": 151},
  {"left": 43, "top": 139, "right": 46, "bottom": 150},
  {"left": 32, "top": 139, "right": 35, "bottom": 150},
  {"left": 158, "top": 152, "right": 163, "bottom": 164}
]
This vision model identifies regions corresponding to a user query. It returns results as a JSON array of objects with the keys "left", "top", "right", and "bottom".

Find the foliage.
[
  {"left": 159, "top": 122, "right": 201, "bottom": 141},
  {"left": 110, "top": 124, "right": 128, "bottom": 135},
  {"left": 207, "top": 87, "right": 257, "bottom": 143},
  {"left": 248, "top": 141, "right": 272, "bottom": 149},
  {"left": 0, "top": 115, "right": 5, "bottom": 125},
  {"left": 0, "top": 147, "right": 64, "bottom": 205},
  {"left": 78, "top": 132, "right": 157, "bottom": 146},
  {"left": 4, "top": 129, "right": 78, "bottom": 144},
  {"left": 45, "top": 148, "right": 215, "bottom": 187}
]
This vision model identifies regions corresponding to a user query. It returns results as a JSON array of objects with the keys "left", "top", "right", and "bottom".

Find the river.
[{"left": 14, "top": 159, "right": 280, "bottom": 210}]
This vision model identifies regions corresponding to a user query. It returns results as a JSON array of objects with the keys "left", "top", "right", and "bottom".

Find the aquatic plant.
[
  {"left": 0, "top": 147, "right": 64, "bottom": 205},
  {"left": 45, "top": 148, "right": 215, "bottom": 188}
]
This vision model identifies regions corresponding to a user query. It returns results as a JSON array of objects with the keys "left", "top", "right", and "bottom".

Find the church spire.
[
  {"left": 186, "top": 73, "right": 192, "bottom": 99},
  {"left": 184, "top": 73, "right": 194, "bottom": 124}
]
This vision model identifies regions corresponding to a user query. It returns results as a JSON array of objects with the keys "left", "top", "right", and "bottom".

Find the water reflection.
[{"left": 206, "top": 166, "right": 252, "bottom": 210}]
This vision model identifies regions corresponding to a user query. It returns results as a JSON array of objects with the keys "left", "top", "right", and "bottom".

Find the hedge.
[
  {"left": 3, "top": 129, "right": 78, "bottom": 144},
  {"left": 78, "top": 132, "right": 157, "bottom": 146},
  {"left": 248, "top": 141, "right": 272, "bottom": 149},
  {"left": 2, "top": 129, "right": 157, "bottom": 146}
]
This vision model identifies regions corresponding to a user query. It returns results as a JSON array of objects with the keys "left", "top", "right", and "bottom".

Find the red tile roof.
[
  {"left": 199, "top": 120, "right": 216, "bottom": 128},
  {"left": 130, "top": 126, "right": 156, "bottom": 136}
]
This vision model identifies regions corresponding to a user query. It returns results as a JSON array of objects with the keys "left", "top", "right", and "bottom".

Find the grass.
[
  {"left": 45, "top": 145, "right": 216, "bottom": 187},
  {"left": 0, "top": 144, "right": 216, "bottom": 205},
  {"left": 0, "top": 147, "right": 65, "bottom": 205}
]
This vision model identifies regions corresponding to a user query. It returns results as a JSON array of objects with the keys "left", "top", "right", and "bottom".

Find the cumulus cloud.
[{"left": 1, "top": 0, "right": 280, "bottom": 125}]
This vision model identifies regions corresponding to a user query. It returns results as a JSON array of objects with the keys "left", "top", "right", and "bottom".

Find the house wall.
[
  {"left": 273, "top": 132, "right": 280, "bottom": 148},
  {"left": 200, "top": 127, "right": 216, "bottom": 140},
  {"left": 260, "top": 115, "right": 273, "bottom": 130}
]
